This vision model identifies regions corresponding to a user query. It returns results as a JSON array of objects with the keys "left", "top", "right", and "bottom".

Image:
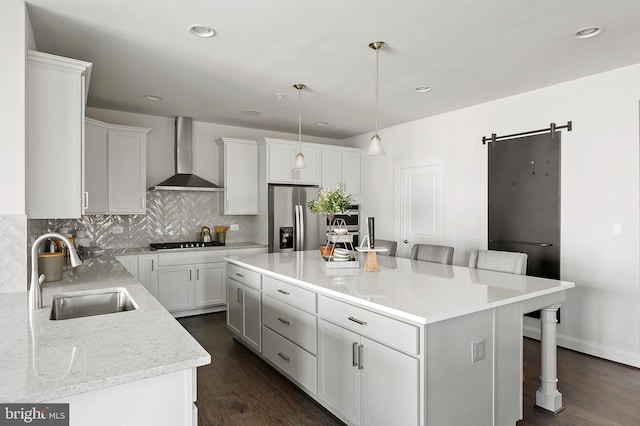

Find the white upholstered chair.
[
  {"left": 410, "top": 244, "right": 454, "bottom": 265},
  {"left": 375, "top": 239, "right": 397, "bottom": 257},
  {"left": 468, "top": 250, "right": 527, "bottom": 275}
]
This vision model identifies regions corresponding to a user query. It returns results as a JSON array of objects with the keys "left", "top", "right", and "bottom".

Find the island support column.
[{"left": 535, "top": 304, "right": 564, "bottom": 413}]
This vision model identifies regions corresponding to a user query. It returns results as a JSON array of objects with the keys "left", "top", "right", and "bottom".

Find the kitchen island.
[
  {"left": 0, "top": 253, "right": 210, "bottom": 426},
  {"left": 224, "top": 251, "right": 575, "bottom": 426}
]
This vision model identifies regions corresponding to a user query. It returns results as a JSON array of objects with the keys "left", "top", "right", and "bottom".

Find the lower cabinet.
[
  {"left": 227, "top": 277, "right": 261, "bottom": 352},
  {"left": 318, "top": 319, "right": 420, "bottom": 426},
  {"left": 158, "top": 263, "right": 227, "bottom": 315},
  {"left": 137, "top": 254, "right": 159, "bottom": 298}
]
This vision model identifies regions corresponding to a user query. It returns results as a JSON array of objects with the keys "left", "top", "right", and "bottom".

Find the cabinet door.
[
  {"left": 27, "top": 52, "right": 87, "bottom": 219},
  {"left": 321, "top": 149, "right": 342, "bottom": 190},
  {"left": 138, "top": 254, "right": 159, "bottom": 298},
  {"left": 108, "top": 130, "right": 146, "bottom": 214},
  {"left": 360, "top": 337, "right": 419, "bottom": 426},
  {"left": 242, "top": 285, "right": 262, "bottom": 352},
  {"left": 84, "top": 122, "right": 108, "bottom": 214},
  {"left": 296, "top": 146, "right": 321, "bottom": 185},
  {"left": 194, "top": 263, "right": 226, "bottom": 308},
  {"left": 268, "top": 143, "right": 296, "bottom": 183},
  {"left": 341, "top": 151, "right": 362, "bottom": 196},
  {"left": 224, "top": 142, "right": 258, "bottom": 214},
  {"left": 318, "top": 319, "right": 360, "bottom": 425},
  {"left": 158, "top": 266, "right": 194, "bottom": 311},
  {"left": 227, "top": 279, "right": 243, "bottom": 335},
  {"left": 116, "top": 255, "right": 138, "bottom": 278}
]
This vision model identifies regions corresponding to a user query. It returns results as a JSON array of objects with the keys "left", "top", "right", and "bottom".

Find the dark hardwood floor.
[{"left": 179, "top": 312, "right": 640, "bottom": 426}]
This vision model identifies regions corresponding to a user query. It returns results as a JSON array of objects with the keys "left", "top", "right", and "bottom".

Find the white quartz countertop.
[
  {"left": 0, "top": 254, "right": 211, "bottom": 403},
  {"left": 225, "top": 251, "right": 575, "bottom": 325}
]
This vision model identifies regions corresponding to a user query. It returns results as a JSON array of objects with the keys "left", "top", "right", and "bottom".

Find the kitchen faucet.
[{"left": 29, "top": 232, "right": 82, "bottom": 310}]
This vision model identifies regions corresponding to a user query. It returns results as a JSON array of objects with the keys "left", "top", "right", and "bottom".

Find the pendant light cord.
[
  {"left": 375, "top": 46, "right": 379, "bottom": 134},
  {"left": 298, "top": 87, "right": 302, "bottom": 144}
]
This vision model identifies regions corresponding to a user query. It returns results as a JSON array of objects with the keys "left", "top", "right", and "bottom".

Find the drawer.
[
  {"left": 262, "top": 275, "right": 316, "bottom": 313},
  {"left": 227, "top": 263, "right": 261, "bottom": 290},
  {"left": 227, "top": 247, "right": 267, "bottom": 256},
  {"left": 263, "top": 294, "right": 317, "bottom": 354},
  {"left": 159, "top": 250, "right": 229, "bottom": 267},
  {"left": 262, "top": 326, "right": 317, "bottom": 395},
  {"left": 318, "top": 295, "right": 419, "bottom": 356}
]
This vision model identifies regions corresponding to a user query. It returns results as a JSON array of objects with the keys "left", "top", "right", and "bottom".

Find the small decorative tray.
[{"left": 321, "top": 255, "right": 360, "bottom": 269}]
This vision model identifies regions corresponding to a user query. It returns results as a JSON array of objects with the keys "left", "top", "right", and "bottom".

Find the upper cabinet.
[
  {"left": 321, "top": 148, "right": 362, "bottom": 198},
  {"left": 26, "top": 51, "right": 93, "bottom": 219},
  {"left": 216, "top": 138, "right": 258, "bottom": 215},
  {"left": 262, "top": 139, "right": 321, "bottom": 185},
  {"left": 84, "top": 118, "right": 150, "bottom": 215}
]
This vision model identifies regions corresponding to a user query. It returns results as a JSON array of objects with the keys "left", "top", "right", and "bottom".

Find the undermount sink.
[{"left": 50, "top": 288, "right": 138, "bottom": 321}]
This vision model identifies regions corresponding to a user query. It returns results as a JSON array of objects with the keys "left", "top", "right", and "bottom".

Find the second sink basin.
[{"left": 50, "top": 288, "right": 138, "bottom": 321}]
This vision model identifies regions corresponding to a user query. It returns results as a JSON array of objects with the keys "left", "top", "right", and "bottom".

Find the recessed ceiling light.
[
  {"left": 575, "top": 26, "right": 604, "bottom": 39},
  {"left": 240, "top": 109, "right": 261, "bottom": 116},
  {"left": 144, "top": 95, "right": 163, "bottom": 101},
  {"left": 189, "top": 25, "right": 216, "bottom": 38},
  {"left": 315, "top": 121, "right": 329, "bottom": 126},
  {"left": 415, "top": 86, "right": 432, "bottom": 93}
]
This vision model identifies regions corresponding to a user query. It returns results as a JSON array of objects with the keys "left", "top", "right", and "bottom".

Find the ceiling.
[{"left": 25, "top": 0, "right": 640, "bottom": 140}]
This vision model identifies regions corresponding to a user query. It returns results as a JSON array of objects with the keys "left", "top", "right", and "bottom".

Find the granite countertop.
[
  {"left": 225, "top": 251, "right": 575, "bottom": 325},
  {"left": 0, "top": 253, "right": 211, "bottom": 403}
]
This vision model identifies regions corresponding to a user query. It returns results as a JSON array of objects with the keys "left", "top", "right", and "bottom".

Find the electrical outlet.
[
  {"left": 230, "top": 224, "right": 239, "bottom": 231},
  {"left": 111, "top": 225, "right": 124, "bottom": 234},
  {"left": 472, "top": 339, "right": 486, "bottom": 363}
]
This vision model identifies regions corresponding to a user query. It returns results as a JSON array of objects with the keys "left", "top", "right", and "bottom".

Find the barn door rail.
[{"left": 481, "top": 121, "right": 572, "bottom": 145}]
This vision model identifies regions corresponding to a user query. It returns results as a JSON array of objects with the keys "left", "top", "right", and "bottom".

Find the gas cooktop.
[{"left": 149, "top": 241, "right": 225, "bottom": 250}]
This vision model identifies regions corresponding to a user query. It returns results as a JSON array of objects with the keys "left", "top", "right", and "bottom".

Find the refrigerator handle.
[{"left": 298, "top": 204, "right": 305, "bottom": 250}]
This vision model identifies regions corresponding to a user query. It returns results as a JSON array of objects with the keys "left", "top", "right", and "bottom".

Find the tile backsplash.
[
  {"left": 29, "top": 191, "right": 255, "bottom": 249},
  {"left": 0, "top": 214, "right": 27, "bottom": 293}
]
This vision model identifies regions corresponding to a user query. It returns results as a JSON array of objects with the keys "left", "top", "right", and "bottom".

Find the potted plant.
[{"left": 307, "top": 186, "right": 353, "bottom": 228}]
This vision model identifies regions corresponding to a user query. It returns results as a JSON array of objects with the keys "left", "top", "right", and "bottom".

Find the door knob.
[{"left": 403, "top": 239, "right": 409, "bottom": 244}]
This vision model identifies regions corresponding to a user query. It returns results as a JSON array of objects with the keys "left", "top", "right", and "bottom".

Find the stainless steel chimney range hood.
[{"left": 150, "top": 116, "right": 224, "bottom": 192}]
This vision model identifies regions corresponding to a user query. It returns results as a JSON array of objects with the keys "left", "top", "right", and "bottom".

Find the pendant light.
[
  {"left": 367, "top": 41, "right": 386, "bottom": 156},
  {"left": 293, "top": 83, "right": 307, "bottom": 169}
]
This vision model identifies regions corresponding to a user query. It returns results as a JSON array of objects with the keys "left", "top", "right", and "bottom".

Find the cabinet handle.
[
  {"left": 235, "top": 273, "right": 245, "bottom": 278},
  {"left": 277, "top": 317, "right": 290, "bottom": 325},
  {"left": 348, "top": 316, "right": 367, "bottom": 326},
  {"left": 189, "top": 270, "right": 192, "bottom": 281},
  {"left": 277, "top": 289, "right": 290, "bottom": 295},
  {"left": 83, "top": 191, "right": 89, "bottom": 210},
  {"left": 352, "top": 342, "right": 358, "bottom": 367},
  {"left": 197, "top": 269, "right": 200, "bottom": 280},
  {"left": 358, "top": 344, "right": 364, "bottom": 370},
  {"left": 237, "top": 287, "right": 243, "bottom": 303},
  {"left": 277, "top": 352, "right": 290, "bottom": 362},
  {"left": 151, "top": 259, "right": 154, "bottom": 271}
]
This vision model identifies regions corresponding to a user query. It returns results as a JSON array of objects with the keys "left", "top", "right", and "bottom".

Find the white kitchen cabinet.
[
  {"left": 194, "top": 263, "right": 226, "bottom": 307},
  {"left": 263, "top": 139, "right": 321, "bottom": 185},
  {"left": 84, "top": 118, "right": 149, "bottom": 215},
  {"left": 226, "top": 264, "right": 261, "bottom": 352},
  {"left": 158, "top": 265, "right": 194, "bottom": 312},
  {"left": 116, "top": 255, "right": 139, "bottom": 278},
  {"left": 216, "top": 138, "right": 258, "bottom": 215},
  {"left": 318, "top": 319, "right": 419, "bottom": 426},
  {"left": 26, "top": 50, "right": 92, "bottom": 219},
  {"left": 138, "top": 254, "right": 159, "bottom": 298},
  {"left": 321, "top": 148, "right": 362, "bottom": 197}
]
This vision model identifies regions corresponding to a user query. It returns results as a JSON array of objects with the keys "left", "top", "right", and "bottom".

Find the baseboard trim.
[{"left": 523, "top": 325, "right": 640, "bottom": 368}]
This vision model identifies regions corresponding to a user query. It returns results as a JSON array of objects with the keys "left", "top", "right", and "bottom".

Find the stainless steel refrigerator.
[{"left": 268, "top": 185, "right": 322, "bottom": 253}]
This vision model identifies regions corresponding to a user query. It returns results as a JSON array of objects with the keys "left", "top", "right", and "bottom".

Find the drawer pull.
[
  {"left": 277, "top": 317, "right": 291, "bottom": 325},
  {"left": 348, "top": 316, "right": 367, "bottom": 326},
  {"left": 352, "top": 342, "right": 358, "bottom": 367},
  {"left": 235, "top": 273, "right": 245, "bottom": 278},
  {"left": 277, "top": 289, "right": 290, "bottom": 295},
  {"left": 278, "top": 352, "right": 290, "bottom": 362},
  {"left": 357, "top": 344, "right": 364, "bottom": 370}
]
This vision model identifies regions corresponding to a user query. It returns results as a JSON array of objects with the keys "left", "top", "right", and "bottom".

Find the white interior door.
[{"left": 399, "top": 163, "right": 444, "bottom": 258}]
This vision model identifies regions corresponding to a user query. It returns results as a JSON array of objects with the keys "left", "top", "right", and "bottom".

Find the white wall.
[
  {"left": 0, "top": 0, "right": 27, "bottom": 215},
  {"left": 86, "top": 108, "right": 341, "bottom": 187},
  {"left": 344, "top": 64, "right": 640, "bottom": 367}
]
